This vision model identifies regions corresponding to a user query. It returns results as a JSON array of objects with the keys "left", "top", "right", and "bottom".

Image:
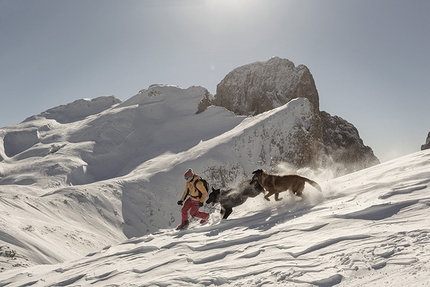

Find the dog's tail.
[{"left": 304, "top": 178, "right": 322, "bottom": 192}]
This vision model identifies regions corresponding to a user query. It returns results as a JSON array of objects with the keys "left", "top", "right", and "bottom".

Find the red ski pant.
[{"left": 181, "top": 198, "right": 208, "bottom": 222}]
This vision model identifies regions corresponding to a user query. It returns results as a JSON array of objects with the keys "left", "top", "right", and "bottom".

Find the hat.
[{"left": 184, "top": 168, "right": 194, "bottom": 181}]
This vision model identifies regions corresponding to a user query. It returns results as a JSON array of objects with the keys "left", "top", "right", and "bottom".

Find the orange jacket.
[{"left": 180, "top": 174, "right": 208, "bottom": 203}]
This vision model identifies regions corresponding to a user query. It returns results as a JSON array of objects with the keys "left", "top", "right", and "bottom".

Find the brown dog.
[{"left": 250, "top": 169, "right": 322, "bottom": 201}]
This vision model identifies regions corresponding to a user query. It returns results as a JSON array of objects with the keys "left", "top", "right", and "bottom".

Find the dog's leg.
[
  {"left": 274, "top": 193, "right": 283, "bottom": 201},
  {"left": 264, "top": 192, "right": 275, "bottom": 201},
  {"left": 294, "top": 190, "right": 303, "bottom": 197},
  {"left": 220, "top": 207, "right": 226, "bottom": 218},
  {"left": 223, "top": 207, "right": 233, "bottom": 219},
  {"left": 293, "top": 182, "right": 305, "bottom": 197}
]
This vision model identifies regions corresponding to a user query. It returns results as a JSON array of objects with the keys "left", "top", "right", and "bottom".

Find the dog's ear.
[{"left": 252, "top": 169, "right": 263, "bottom": 174}]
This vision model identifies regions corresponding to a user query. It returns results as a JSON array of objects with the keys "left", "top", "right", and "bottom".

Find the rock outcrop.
[
  {"left": 208, "top": 57, "right": 379, "bottom": 175},
  {"left": 320, "top": 111, "right": 379, "bottom": 174},
  {"left": 212, "top": 57, "right": 320, "bottom": 115},
  {"left": 421, "top": 132, "right": 430, "bottom": 150}
]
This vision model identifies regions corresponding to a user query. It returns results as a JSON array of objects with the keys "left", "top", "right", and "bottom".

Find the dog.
[
  {"left": 206, "top": 180, "right": 265, "bottom": 219},
  {"left": 250, "top": 169, "right": 322, "bottom": 201}
]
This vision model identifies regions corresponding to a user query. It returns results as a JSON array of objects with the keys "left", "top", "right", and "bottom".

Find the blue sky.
[{"left": 1, "top": 0, "right": 429, "bottom": 162}]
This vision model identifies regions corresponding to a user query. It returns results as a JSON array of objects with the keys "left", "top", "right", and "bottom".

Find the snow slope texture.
[
  {"left": 0, "top": 149, "right": 429, "bottom": 286},
  {"left": 0, "top": 84, "right": 428, "bottom": 286}
]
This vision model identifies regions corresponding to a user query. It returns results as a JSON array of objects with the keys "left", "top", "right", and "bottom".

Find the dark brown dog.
[
  {"left": 206, "top": 180, "right": 264, "bottom": 219},
  {"left": 250, "top": 169, "right": 322, "bottom": 201}
]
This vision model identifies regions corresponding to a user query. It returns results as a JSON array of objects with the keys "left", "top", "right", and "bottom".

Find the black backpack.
[{"left": 194, "top": 177, "right": 209, "bottom": 198}]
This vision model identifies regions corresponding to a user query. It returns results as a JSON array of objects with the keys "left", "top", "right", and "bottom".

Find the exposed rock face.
[
  {"left": 320, "top": 111, "right": 379, "bottom": 174},
  {"left": 213, "top": 57, "right": 320, "bottom": 115},
  {"left": 210, "top": 57, "right": 379, "bottom": 175},
  {"left": 196, "top": 89, "right": 214, "bottom": 114},
  {"left": 421, "top": 132, "right": 430, "bottom": 150}
]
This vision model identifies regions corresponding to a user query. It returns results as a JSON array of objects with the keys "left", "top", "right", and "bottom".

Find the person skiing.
[{"left": 176, "top": 168, "right": 209, "bottom": 230}]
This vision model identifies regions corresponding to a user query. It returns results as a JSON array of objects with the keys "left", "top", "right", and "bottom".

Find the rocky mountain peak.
[
  {"left": 208, "top": 57, "right": 379, "bottom": 175},
  {"left": 320, "top": 111, "right": 379, "bottom": 174},
  {"left": 212, "top": 57, "right": 319, "bottom": 115},
  {"left": 421, "top": 132, "right": 430, "bottom": 150}
]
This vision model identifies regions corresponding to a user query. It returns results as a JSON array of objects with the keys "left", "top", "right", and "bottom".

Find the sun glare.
[
  {"left": 209, "top": 0, "right": 244, "bottom": 9},
  {"left": 207, "top": 0, "right": 256, "bottom": 13},
  {"left": 205, "top": 0, "right": 265, "bottom": 30}
]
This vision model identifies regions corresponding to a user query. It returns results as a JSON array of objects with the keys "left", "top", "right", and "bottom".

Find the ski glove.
[
  {"left": 199, "top": 202, "right": 203, "bottom": 207},
  {"left": 177, "top": 200, "right": 183, "bottom": 206}
]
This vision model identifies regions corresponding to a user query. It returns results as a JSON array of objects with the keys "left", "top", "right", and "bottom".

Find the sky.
[{"left": 1, "top": 0, "right": 429, "bottom": 163}]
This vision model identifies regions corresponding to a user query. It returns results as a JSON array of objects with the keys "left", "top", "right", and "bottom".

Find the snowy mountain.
[
  {"left": 0, "top": 59, "right": 425, "bottom": 286},
  {"left": 0, "top": 84, "right": 327, "bottom": 248},
  {"left": 206, "top": 57, "right": 379, "bottom": 175},
  {"left": 1, "top": 142, "right": 429, "bottom": 285}
]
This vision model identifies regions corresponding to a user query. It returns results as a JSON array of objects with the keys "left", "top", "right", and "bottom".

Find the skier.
[{"left": 176, "top": 169, "right": 209, "bottom": 230}]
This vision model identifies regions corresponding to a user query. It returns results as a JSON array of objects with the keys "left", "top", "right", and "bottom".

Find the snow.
[{"left": 0, "top": 85, "right": 429, "bottom": 286}]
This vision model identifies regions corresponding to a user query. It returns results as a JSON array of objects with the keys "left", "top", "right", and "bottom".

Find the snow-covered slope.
[
  {"left": 0, "top": 85, "right": 429, "bottom": 286},
  {"left": 1, "top": 149, "right": 429, "bottom": 286},
  {"left": 0, "top": 85, "right": 321, "bottom": 244}
]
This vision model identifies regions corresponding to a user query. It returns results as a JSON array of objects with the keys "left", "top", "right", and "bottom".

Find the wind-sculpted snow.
[
  {"left": 2, "top": 128, "right": 40, "bottom": 157},
  {"left": 0, "top": 84, "right": 429, "bottom": 285},
  {"left": 379, "top": 181, "right": 429, "bottom": 199},
  {"left": 1, "top": 149, "right": 430, "bottom": 286},
  {"left": 335, "top": 200, "right": 419, "bottom": 221}
]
